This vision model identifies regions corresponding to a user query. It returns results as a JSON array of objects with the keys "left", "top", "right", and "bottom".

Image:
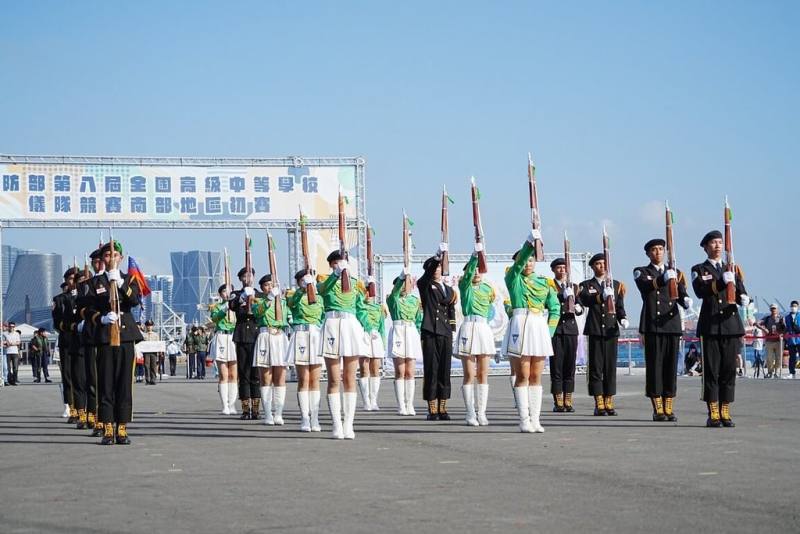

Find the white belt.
[
  {"left": 463, "top": 315, "right": 488, "bottom": 324},
  {"left": 325, "top": 311, "right": 354, "bottom": 319},
  {"left": 392, "top": 320, "right": 415, "bottom": 328},
  {"left": 292, "top": 324, "right": 314, "bottom": 332},
  {"left": 259, "top": 326, "right": 283, "bottom": 334},
  {"left": 512, "top": 308, "right": 544, "bottom": 317}
]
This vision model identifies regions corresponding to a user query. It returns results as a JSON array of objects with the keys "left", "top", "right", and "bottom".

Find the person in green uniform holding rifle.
[
  {"left": 386, "top": 272, "right": 423, "bottom": 416},
  {"left": 252, "top": 274, "right": 290, "bottom": 426},
  {"left": 210, "top": 284, "right": 237, "bottom": 415},
  {"left": 357, "top": 290, "right": 388, "bottom": 412}
]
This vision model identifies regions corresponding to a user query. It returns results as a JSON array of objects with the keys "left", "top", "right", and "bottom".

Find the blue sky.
[{"left": 1, "top": 1, "right": 798, "bottom": 314}]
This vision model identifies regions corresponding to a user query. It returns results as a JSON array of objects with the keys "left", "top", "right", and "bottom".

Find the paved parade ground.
[{"left": 1, "top": 371, "right": 798, "bottom": 533}]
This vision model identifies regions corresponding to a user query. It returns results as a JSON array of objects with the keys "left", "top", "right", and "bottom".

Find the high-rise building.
[
  {"left": 140, "top": 275, "right": 174, "bottom": 321},
  {"left": 170, "top": 251, "right": 222, "bottom": 325},
  {"left": 1, "top": 244, "right": 31, "bottom": 300},
  {"left": 4, "top": 252, "right": 62, "bottom": 329}
]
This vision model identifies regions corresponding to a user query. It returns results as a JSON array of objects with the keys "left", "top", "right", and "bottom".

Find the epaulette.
[
  {"left": 285, "top": 288, "right": 297, "bottom": 297},
  {"left": 546, "top": 278, "right": 557, "bottom": 290},
  {"left": 316, "top": 274, "right": 329, "bottom": 283},
  {"left": 735, "top": 264, "right": 745, "bottom": 281},
  {"left": 356, "top": 280, "right": 367, "bottom": 293},
  {"left": 618, "top": 281, "right": 627, "bottom": 297},
  {"left": 677, "top": 271, "right": 687, "bottom": 285}
]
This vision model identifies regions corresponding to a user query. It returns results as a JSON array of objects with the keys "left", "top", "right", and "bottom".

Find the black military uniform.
[
  {"left": 82, "top": 241, "right": 143, "bottom": 444},
  {"left": 229, "top": 267, "right": 262, "bottom": 419},
  {"left": 634, "top": 238, "right": 691, "bottom": 422},
  {"left": 52, "top": 268, "right": 82, "bottom": 423},
  {"left": 77, "top": 249, "right": 104, "bottom": 436},
  {"left": 417, "top": 253, "right": 457, "bottom": 420},
  {"left": 549, "top": 258, "right": 583, "bottom": 412},
  {"left": 692, "top": 230, "right": 748, "bottom": 428},
  {"left": 579, "top": 253, "right": 627, "bottom": 416}
]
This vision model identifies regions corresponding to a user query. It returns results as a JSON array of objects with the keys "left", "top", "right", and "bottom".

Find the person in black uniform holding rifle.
[
  {"left": 77, "top": 248, "right": 105, "bottom": 437},
  {"left": 52, "top": 267, "right": 82, "bottom": 422},
  {"left": 81, "top": 240, "right": 143, "bottom": 445},
  {"left": 633, "top": 239, "right": 692, "bottom": 422},
  {"left": 691, "top": 230, "right": 749, "bottom": 428},
  {"left": 549, "top": 258, "right": 583, "bottom": 413},
  {"left": 229, "top": 267, "right": 262, "bottom": 420},
  {"left": 417, "top": 245, "right": 457, "bottom": 420}
]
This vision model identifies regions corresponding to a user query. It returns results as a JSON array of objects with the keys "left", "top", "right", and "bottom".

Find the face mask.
[{"left": 792, "top": 307, "right": 798, "bottom": 313}]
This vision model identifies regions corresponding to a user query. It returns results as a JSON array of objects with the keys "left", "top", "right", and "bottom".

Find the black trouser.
[
  {"left": 97, "top": 343, "right": 135, "bottom": 424},
  {"left": 31, "top": 352, "right": 42, "bottom": 379},
  {"left": 236, "top": 343, "right": 259, "bottom": 399},
  {"left": 187, "top": 351, "right": 196, "bottom": 378},
  {"left": 643, "top": 333, "right": 680, "bottom": 398},
  {"left": 701, "top": 336, "right": 739, "bottom": 403},
  {"left": 70, "top": 348, "right": 86, "bottom": 410},
  {"left": 421, "top": 331, "right": 452, "bottom": 401},
  {"left": 587, "top": 335, "right": 618, "bottom": 397},
  {"left": 58, "top": 341, "right": 72, "bottom": 404},
  {"left": 550, "top": 334, "right": 577, "bottom": 395},
  {"left": 41, "top": 354, "right": 50, "bottom": 379},
  {"left": 84, "top": 345, "right": 98, "bottom": 415},
  {"left": 168, "top": 355, "right": 177, "bottom": 375},
  {"left": 788, "top": 345, "right": 799, "bottom": 376},
  {"left": 144, "top": 353, "right": 158, "bottom": 383},
  {"left": 196, "top": 351, "right": 207, "bottom": 378},
  {"left": 7, "top": 353, "right": 20, "bottom": 384}
]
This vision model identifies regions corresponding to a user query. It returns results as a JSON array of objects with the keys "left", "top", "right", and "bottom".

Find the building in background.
[
  {"left": 170, "top": 251, "right": 221, "bottom": 325},
  {"left": 140, "top": 274, "right": 174, "bottom": 320},
  {"left": 2, "top": 244, "right": 31, "bottom": 300},
  {"left": 4, "top": 252, "right": 62, "bottom": 329}
]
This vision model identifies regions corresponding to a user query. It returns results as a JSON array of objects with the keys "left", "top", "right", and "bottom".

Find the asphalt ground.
[{"left": 1, "top": 366, "right": 799, "bottom": 534}]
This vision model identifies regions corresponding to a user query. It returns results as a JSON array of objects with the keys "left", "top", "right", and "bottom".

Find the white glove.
[
  {"left": 527, "top": 228, "right": 542, "bottom": 245},
  {"left": 620, "top": 318, "right": 630, "bottom": 329},
  {"left": 663, "top": 269, "right": 677, "bottom": 281},
  {"left": 77, "top": 320, "right": 85, "bottom": 333},
  {"left": 683, "top": 297, "right": 693, "bottom": 309},
  {"left": 740, "top": 294, "right": 750, "bottom": 307},
  {"left": 438, "top": 242, "right": 449, "bottom": 253},
  {"left": 443, "top": 276, "right": 452, "bottom": 286},
  {"left": 270, "top": 286, "right": 281, "bottom": 297},
  {"left": 334, "top": 260, "right": 349, "bottom": 275},
  {"left": 301, "top": 274, "right": 314, "bottom": 287},
  {"left": 243, "top": 286, "right": 255, "bottom": 297},
  {"left": 106, "top": 269, "right": 123, "bottom": 287},
  {"left": 474, "top": 242, "right": 484, "bottom": 252},
  {"left": 101, "top": 311, "right": 118, "bottom": 325},
  {"left": 603, "top": 286, "right": 615, "bottom": 299},
  {"left": 368, "top": 275, "right": 376, "bottom": 284},
  {"left": 722, "top": 271, "right": 735, "bottom": 284},
  {"left": 562, "top": 286, "right": 574, "bottom": 298},
  {"left": 574, "top": 303, "right": 584, "bottom": 315},
  {"left": 70, "top": 289, "right": 77, "bottom": 296},
  {"left": 401, "top": 266, "right": 410, "bottom": 277}
]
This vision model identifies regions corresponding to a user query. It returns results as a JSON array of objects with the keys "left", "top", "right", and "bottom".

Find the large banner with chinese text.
[{"left": 0, "top": 162, "right": 356, "bottom": 221}]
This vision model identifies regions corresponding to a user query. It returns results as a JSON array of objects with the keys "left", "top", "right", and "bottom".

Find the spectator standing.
[
  {"left": 1, "top": 324, "right": 7, "bottom": 386},
  {"left": 760, "top": 304, "right": 785, "bottom": 378},
  {"left": 751, "top": 321, "right": 766, "bottom": 378},
  {"left": 784, "top": 301, "right": 800, "bottom": 380},
  {"left": 184, "top": 327, "right": 197, "bottom": 379},
  {"left": 141, "top": 320, "right": 160, "bottom": 385},
  {"left": 29, "top": 328, "right": 52, "bottom": 383},
  {"left": 195, "top": 326, "right": 209, "bottom": 380},
  {"left": 166, "top": 338, "right": 180, "bottom": 376},
  {"left": 3, "top": 322, "right": 21, "bottom": 385}
]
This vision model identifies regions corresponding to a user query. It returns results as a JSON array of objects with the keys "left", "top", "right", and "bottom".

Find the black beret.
[
  {"left": 217, "top": 284, "right": 228, "bottom": 294},
  {"left": 550, "top": 258, "right": 566, "bottom": 270},
  {"left": 326, "top": 250, "right": 343, "bottom": 263},
  {"left": 258, "top": 274, "right": 272, "bottom": 285},
  {"left": 99, "top": 241, "right": 123, "bottom": 254},
  {"left": 145, "top": 320, "right": 154, "bottom": 326},
  {"left": 423, "top": 256, "right": 440, "bottom": 272},
  {"left": 700, "top": 230, "right": 723, "bottom": 247},
  {"left": 644, "top": 238, "right": 666, "bottom": 252},
  {"left": 63, "top": 267, "right": 80, "bottom": 278},
  {"left": 237, "top": 267, "right": 255, "bottom": 277},
  {"left": 89, "top": 248, "right": 102, "bottom": 260},
  {"left": 60, "top": 282, "right": 69, "bottom": 289},
  {"left": 589, "top": 253, "right": 606, "bottom": 266},
  {"left": 294, "top": 269, "right": 308, "bottom": 281}
]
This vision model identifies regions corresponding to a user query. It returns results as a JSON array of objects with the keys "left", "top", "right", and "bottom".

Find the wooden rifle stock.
[
  {"left": 470, "top": 177, "right": 488, "bottom": 273},
  {"left": 299, "top": 207, "right": 317, "bottom": 304},
  {"left": 724, "top": 197, "right": 737, "bottom": 305},
  {"left": 563, "top": 232, "right": 576, "bottom": 314},
  {"left": 338, "top": 189, "right": 351, "bottom": 293},
  {"left": 602, "top": 228, "right": 616, "bottom": 314},
  {"left": 267, "top": 233, "right": 283, "bottom": 322},
  {"left": 528, "top": 152, "right": 545, "bottom": 262},
  {"left": 402, "top": 212, "right": 414, "bottom": 294},
  {"left": 440, "top": 187, "right": 450, "bottom": 277},
  {"left": 665, "top": 201, "right": 679, "bottom": 301},
  {"left": 366, "top": 225, "right": 376, "bottom": 298}
]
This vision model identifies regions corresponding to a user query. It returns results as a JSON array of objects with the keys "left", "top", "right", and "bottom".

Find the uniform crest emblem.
[
  {"left": 512, "top": 334, "right": 519, "bottom": 343},
  {"left": 299, "top": 347, "right": 306, "bottom": 354},
  {"left": 461, "top": 337, "right": 468, "bottom": 345},
  {"left": 328, "top": 337, "right": 335, "bottom": 346}
]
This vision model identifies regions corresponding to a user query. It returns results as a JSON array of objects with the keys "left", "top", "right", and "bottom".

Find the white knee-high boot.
[
  {"left": 369, "top": 376, "right": 381, "bottom": 411},
  {"left": 219, "top": 382, "right": 230, "bottom": 414},
  {"left": 477, "top": 383, "right": 489, "bottom": 426},
  {"left": 394, "top": 380, "right": 407, "bottom": 416},
  {"left": 404, "top": 379, "right": 416, "bottom": 416},
  {"left": 327, "top": 392, "right": 344, "bottom": 439},
  {"left": 297, "top": 391, "right": 311, "bottom": 432},
  {"left": 529, "top": 385, "right": 544, "bottom": 433},
  {"left": 273, "top": 386, "right": 286, "bottom": 425},
  {"left": 342, "top": 391, "right": 357, "bottom": 440},
  {"left": 227, "top": 382, "right": 238, "bottom": 415},
  {"left": 261, "top": 385, "right": 274, "bottom": 425},
  {"left": 514, "top": 387, "right": 533, "bottom": 432},
  {"left": 309, "top": 389, "right": 321, "bottom": 432},
  {"left": 358, "top": 377, "right": 370, "bottom": 410},
  {"left": 462, "top": 384, "right": 478, "bottom": 426}
]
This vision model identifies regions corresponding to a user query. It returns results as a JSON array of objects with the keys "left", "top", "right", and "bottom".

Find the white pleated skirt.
[
  {"left": 320, "top": 312, "right": 369, "bottom": 359},
  {"left": 456, "top": 316, "right": 496, "bottom": 356},
  {"left": 287, "top": 324, "right": 324, "bottom": 366},
  {"left": 253, "top": 327, "right": 290, "bottom": 367},
  {"left": 364, "top": 330, "right": 386, "bottom": 359},
  {"left": 502, "top": 309, "right": 554, "bottom": 358},
  {"left": 387, "top": 321, "right": 423, "bottom": 361},
  {"left": 210, "top": 332, "right": 236, "bottom": 363}
]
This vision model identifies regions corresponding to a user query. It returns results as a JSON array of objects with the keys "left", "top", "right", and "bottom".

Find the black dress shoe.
[
  {"left": 653, "top": 412, "right": 666, "bottom": 422},
  {"left": 565, "top": 405, "right": 575, "bottom": 413},
  {"left": 605, "top": 408, "right": 617, "bottom": 416},
  {"left": 426, "top": 413, "right": 439, "bottom": 421},
  {"left": 438, "top": 412, "right": 451, "bottom": 421},
  {"left": 34, "top": 378, "right": 41, "bottom": 383},
  {"left": 45, "top": 379, "right": 52, "bottom": 383},
  {"left": 666, "top": 413, "right": 677, "bottom": 422},
  {"left": 240, "top": 412, "right": 250, "bottom": 420},
  {"left": 116, "top": 435, "right": 131, "bottom": 445},
  {"left": 100, "top": 435, "right": 114, "bottom": 445},
  {"left": 706, "top": 418, "right": 721, "bottom": 428},
  {"left": 77, "top": 421, "right": 86, "bottom": 430},
  {"left": 721, "top": 418, "right": 735, "bottom": 428},
  {"left": 91, "top": 428, "right": 103, "bottom": 437},
  {"left": 553, "top": 405, "right": 565, "bottom": 413},
  {"left": 593, "top": 408, "right": 608, "bottom": 416}
]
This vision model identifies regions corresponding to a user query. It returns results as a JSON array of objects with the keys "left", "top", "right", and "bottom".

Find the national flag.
[{"left": 128, "top": 256, "right": 151, "bottom": 297}]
